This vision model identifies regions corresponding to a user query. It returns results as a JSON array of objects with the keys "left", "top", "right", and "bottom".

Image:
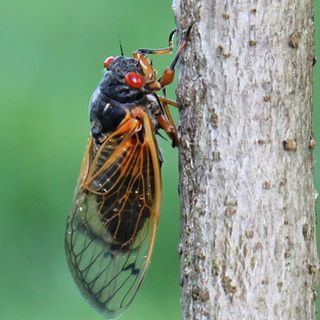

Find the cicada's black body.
[
  {"left": 88, "top": 57, "right": 164, "bottom": 249},
  {"left": 90, "top": 57, "right": 148, "bottom": 140},
  {"left": 65, "top": 28, "right": 190, "bottom": 319}
]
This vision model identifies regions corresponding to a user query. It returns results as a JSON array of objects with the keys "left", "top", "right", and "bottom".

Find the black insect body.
[{"left": 90, "top": 57, "right": 147, "bottom": 140}]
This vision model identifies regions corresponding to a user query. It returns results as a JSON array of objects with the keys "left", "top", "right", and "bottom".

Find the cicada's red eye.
[
  {"left": 125, "top": 72, "right": 144, "bottom": 89},
  {"left": 104, "top": 56, "right": 114, "bottom": 69}
]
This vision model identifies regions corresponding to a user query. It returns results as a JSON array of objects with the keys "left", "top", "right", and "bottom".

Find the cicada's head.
[{"left": 100, "top": 56, "right": 148, "bottom": 104}]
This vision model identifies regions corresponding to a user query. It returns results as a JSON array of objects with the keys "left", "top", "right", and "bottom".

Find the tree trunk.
[{"left": 172, "top": 1, "right": 318, "bottom": 319}]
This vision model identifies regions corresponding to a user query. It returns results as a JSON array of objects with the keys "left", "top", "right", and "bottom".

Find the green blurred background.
[{"left": 0, "top": 1, "right": 319, "bottom": 320}]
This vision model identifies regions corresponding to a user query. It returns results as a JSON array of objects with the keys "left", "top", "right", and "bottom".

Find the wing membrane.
[{"left": 65, "top": 111, "right": 161, "bottom": 318}]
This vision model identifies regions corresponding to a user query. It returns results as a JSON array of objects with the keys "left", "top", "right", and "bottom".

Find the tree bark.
[{"left": 172, "top": 1, "right": 318, "bottom": 319}]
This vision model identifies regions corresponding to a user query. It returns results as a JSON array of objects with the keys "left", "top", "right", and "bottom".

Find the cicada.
[{"left": 65, "top": 28, "right": 190, "bottom": 318}]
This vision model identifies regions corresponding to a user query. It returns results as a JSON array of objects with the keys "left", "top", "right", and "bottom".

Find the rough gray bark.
[{"left": 172, "top": 1, "right": 318, "bottom": 319}]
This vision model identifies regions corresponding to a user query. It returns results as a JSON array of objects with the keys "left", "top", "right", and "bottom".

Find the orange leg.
[
  {"left": 157, "top": 93, "right": 180, "bottom": 146},
  {"left": 132, "top": 30, "right": 176, "bottom": 83},
  {"left": 157, "top": 26, "right": 192, "bottom": 88},
  {"left": 157, "top": 113, "right": 179, "bottom": 147},
  {"left": 158, "top": 96, "right": 178, "bottom": 108},
  {"left": 135, "top": 29, "right": 176, "bottom": 56},
  {"left": 159, "top": 96, "right": 177, "bottom": 129},
  {"left": 132, "top": 52, "right": 157, "bottom": 82},
  {"left": 132, "top": 27, "right": 191, "bottom": 92}
]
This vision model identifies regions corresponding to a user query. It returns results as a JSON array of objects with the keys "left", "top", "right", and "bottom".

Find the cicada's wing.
[{"left": 65, "top": 111, "right": 161, "bottom": 318}]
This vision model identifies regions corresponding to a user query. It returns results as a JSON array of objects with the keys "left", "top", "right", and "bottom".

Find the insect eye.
[
  {"left": 104, "top": 56, "right": 114, "bottom": 69},
  {"left": 124, "top": 72, "right": 144, "bottom": 89}
]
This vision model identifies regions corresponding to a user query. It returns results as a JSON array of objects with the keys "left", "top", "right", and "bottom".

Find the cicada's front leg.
[
  {"left": 156, "top": 27, "right": 191, "bottom": 89},
  {"left": 134, "top": 26, "right": 191, "bottom": 91},
  {"left": 132, "top": 30, "right": 176, "bottom": 88}
]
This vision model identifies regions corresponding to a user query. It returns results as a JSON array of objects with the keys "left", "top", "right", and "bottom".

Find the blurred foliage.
[
  {"left": 0, "top": 0, "right": 319, "bottom": 319},
  {"left": 0, "top": 1, "right": 179, "bottom": 319}
]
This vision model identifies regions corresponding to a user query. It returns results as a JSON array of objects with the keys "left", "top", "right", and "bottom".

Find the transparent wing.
[{"left": 65, "top": 111, "right": 161, "bottom": 318}]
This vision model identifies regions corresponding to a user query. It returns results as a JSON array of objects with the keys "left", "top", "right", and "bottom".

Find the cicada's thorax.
[{"left": 89, "top": 56, "right": 162, "bottom": 143}]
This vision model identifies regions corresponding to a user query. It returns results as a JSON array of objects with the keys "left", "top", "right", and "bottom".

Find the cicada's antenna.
[{"left": 119, "top": 39, "right": 124, "bottom": 57}]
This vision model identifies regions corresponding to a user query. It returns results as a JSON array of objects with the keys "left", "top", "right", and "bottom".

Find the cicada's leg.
[
  {"left": 132, "top": 30, "right": 177, "bottom": 84},
  {"left": 133, "top": 26, "right": 191, "bottom": 91},
  {"left": 157, "top": 113, "right": 179, "bottom": 147},
  {"left": 154, "top": 92, "right": 178, "bottom": 147},
  {"left": 132, "top": 52, "right": 157, "bottom": 83},
  {"left": 143, "top": 26, "right": 192, "bottom": 91},
  {"left": 159, "top": 95, "right": 176, "bottom": 130},
  {"left": 158, "top": 96, "right": 177, "bottom": 108},
  {"left": 135, "top": 29, "right": 176, "bottom": 56},
  {"left": 158, "top": 26, "right": 192, "bottom": 88}
]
